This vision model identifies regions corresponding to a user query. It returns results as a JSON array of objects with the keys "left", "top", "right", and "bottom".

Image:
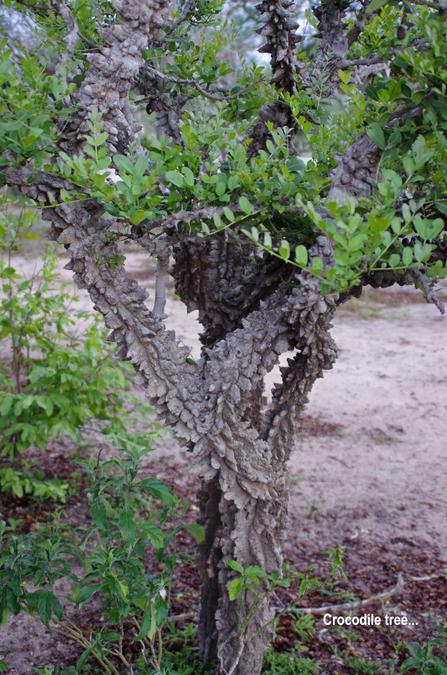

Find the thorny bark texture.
[{"left": 4, "top": 1, "right": 417, "bottom": 673}]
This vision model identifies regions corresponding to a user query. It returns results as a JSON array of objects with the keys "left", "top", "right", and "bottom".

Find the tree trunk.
[
  {"left": 198, "top": 475, "right": 222, "bottom": 663},
  {"left": 197, "top": 468, "right": 287, "bottom": 674}
]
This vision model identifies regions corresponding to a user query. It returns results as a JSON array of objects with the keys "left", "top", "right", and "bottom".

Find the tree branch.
[
  {"left": 139, "top": 64, "right": 247, "bottom": 102},
  {"left": 152, "top": 242, "right": 170, "bottom": 320},
  {"left": 276, "top": 574, "right": 405, "bottom": 615},
  {"left": 171, "top": 234, "right": 286, "bottom": 348},
  {"left": 411, "top": 269, "right": 446, "bottom": 315},
  {"left": 51, "top": 1, "right": 78, "bottom": 72},
  {"left": 247, "top": 0, "right": 300, "bottom": 156}
]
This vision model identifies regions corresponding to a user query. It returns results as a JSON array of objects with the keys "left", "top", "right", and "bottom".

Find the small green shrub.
[
  {"left": 262, "top": 649, "right": 319, "bottom": 674},
  {"left": 401, "top": 632, "right": 447, "bottom": 674},
  {"left": 0, "top": 434, "right": 196, "bottom": 674},
  {"left": 0, "top": 466, "right": 68, "bottom": 500},
  {"left": 0, "top": 193, "right": 153, "bottom": 498},
  {"left": 343, "top": 655, "right": 383, "bottom": 674}
]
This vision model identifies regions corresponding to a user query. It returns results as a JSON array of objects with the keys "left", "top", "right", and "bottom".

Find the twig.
[
  {"left": 340, "top": 54, "right": 385, "bottom": 69},
  {"left": 411, "top": 269, "right": 446, "bottom": 315},
  {"left": 409, "top": 0, "right": 446, "bottom": 12},
  {"left": 408, "top": 571, "right": 447, "bottom": 582},
  {"left": 152, "top": 244, "right": 170, "bottom": 320},
  {"left": 140, "top": 65, "right": 245, "bottom": 102},
  {"left": 276, "top": 573, "right": 405, "bottom": 615},
  {"left": 166, "top": 611, "right": 196, "bottom": 623},
  {"left": 276, "top": 570, "right": 447, "bottom": 616},
  {"left": 167, "top": 0, "right": 195, "bottom": 35},
  {"left": 131, "top": 205, "right": 236, "bottom": 234},
  {"left": 51, "top": 1, "right": 79, "bottom": 72}
]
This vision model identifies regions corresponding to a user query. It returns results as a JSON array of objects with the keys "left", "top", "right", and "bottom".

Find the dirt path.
[{"left": 289, "top": 291, "right": 447, "bottom": 558}]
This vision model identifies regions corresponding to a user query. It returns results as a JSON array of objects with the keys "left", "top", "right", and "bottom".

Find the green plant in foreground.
[
  {"left": 0, "top": 194, "right": 153, "bottom": 498},
  {"left": 401, "top": 630, "right": 447, "bottom": 674},
  {"left": 262, "top": 649, "right": 318, "bottom": 674},
  {"left": 0, "top": 466, "right": 68, "bottom": 500},
  {"left": 0, "top": 434, "right": 200, "bottom": 674},
  {"left": 343, "top": 655, "right": 383, "bottom": 674}
]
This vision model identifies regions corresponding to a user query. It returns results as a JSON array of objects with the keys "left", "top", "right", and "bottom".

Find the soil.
[{"left": 1, "top": 235, "right": 446, "bottom": 673}]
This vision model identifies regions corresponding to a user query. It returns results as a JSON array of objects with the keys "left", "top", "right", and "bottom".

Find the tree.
[{"left": 1, "top": 0, "right": 446, "bottom": 672}]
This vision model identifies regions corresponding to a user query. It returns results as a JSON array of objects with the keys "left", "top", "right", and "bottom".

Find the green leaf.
[
  {"left": 227, "top": 577, "right": 244, "bottom": 601},
  {"left": 186, "top": 523, "right": 205, "bottom": 544},
  {"left": 402, "top": 247, "right": 413, "bottom": 266},
  {"left": 367, "top": 213, "right": 393, "bottom": 233},
  {"left": 366, "top": 122, "right": 386, "bottom": 150},
  {"left": 435, "top": 202, "right": 447, "bottom": 217},
  {"left": 135, "top": 155, "right": 149, "bottom": 176},
  {"left": 402, "top": 203, "right": 411, "bottom": 223},
  {"left": 238, "top": 196, "right": 253, "bottom": 215},
  {"left": 295, "top": 244, "right": 308, "bottom": 267},
  {"left": 119, "top": 509, "right": 137, "bottom": 542},
  {"left": 338, "top": 69, "right": 351, "bottom": 85},
  {"left": 244, "top": 565, "right": 267, "bottom": 582},
  {"left": 30, "top": 590, "right": 60, "bottom": 626},
  {"left": 382, "top": 169, "right": 402, "bottom": 193},
  {"left": 146, "top": 524, "right": 165, "bottom": 550},
  {"left": 263, "top": 232, "right": 272, "bottom": 249},
  {"left": 413, "top": 215, "right": 444, "bottom": 240},
  {"left": 87, "top": 132, "right": 108, "bottom": 147},
  {"left": 215, "top": 175, "right": 227, "bottom": 197},
  {"left": 413, "top": 241, "right": 428, "bottom": 263},
  {"left": 227, "top": 560, "right": 244, "bottom": 574},
  {"left": 182, "top": 167, "right": 195, "bottom": 187},
  {"left": 278, "top": 239, "right": 290, "bottom": 260},
  {"left": 250, "top": 226, "right": 259, "bottom": 242},
  {"left": 91, "top": 497, "right": 108, "bottom": 530},
  {"left": 311, "top": 257, "right": 324, "bottom": 274},
  {"left": 139, "top": 478, "right": 176, "bottom": 506},
  {"left": 113, "top": 154, "right": 134, "bottom": 174},
  {"left": 213, "top": 213, "right": 224, "bottom": 229},
  {"left": 74, "top": 584, "right": 101, "bottom": 605},
  {"left": 411, "top": 135, "right": 434, "bottom": 168},
  {"left": 403, "top": 156, "right": 414, "bottom": 176},
  {"left": 287, "top": 157, "right": 305, "bottom": 175},
  {"left": 223, "top": 207, "right": 235, "bottom": 222},
  {"left": 165, "top": 170, "right": 185, "bottom": 188},
  {"left": 130, "top": 209, "right": 149, "bottom": 225},
  {"left": 138, "top": 601, "right": 158, "bottom": 641},
  {"left": 366, "top": 0, "right": 387, "bottom": 13},
  {"left": 0, "top": 395, "right": 13, "bottom": 417}
]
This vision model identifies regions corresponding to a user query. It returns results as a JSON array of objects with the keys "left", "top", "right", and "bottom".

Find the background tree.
[{"left": 1, "top": 0, "right": 446, "bottom": 673}]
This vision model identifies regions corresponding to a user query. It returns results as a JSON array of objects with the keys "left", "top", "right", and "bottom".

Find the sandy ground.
[
  {"left": 1, "top": 238, "right": 446, "bottom": 672},
  {"left": 289, "top": 293, "right": 447, "bottom": 558}
]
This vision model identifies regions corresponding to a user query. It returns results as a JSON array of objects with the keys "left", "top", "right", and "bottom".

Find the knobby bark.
[{"left": 6, "top": 1, "right": 440, "bottom": 673}]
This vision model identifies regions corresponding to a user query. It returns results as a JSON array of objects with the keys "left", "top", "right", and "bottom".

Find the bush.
[
  {"left": 0, "top": 193, "right": 153, "bottom": 498},
  {"left": 0, "top": 433, "right": 193, "bottom": 674}
]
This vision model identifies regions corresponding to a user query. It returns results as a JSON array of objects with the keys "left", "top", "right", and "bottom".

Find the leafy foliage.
[
  {"left": 0, "top": 194, "right": 154, "bottom": 498},
  {"left": 400, "top": 629, "right": 447, "bottom": 674},
  {"left": 0, "top": 434, "right": 194, "bottom": 673},
  {"left": 0, "top": 40, "right": 74, "bottom": 168},
  {"left": 1, "top": 4, "right": 446, "bottom": 297}
]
